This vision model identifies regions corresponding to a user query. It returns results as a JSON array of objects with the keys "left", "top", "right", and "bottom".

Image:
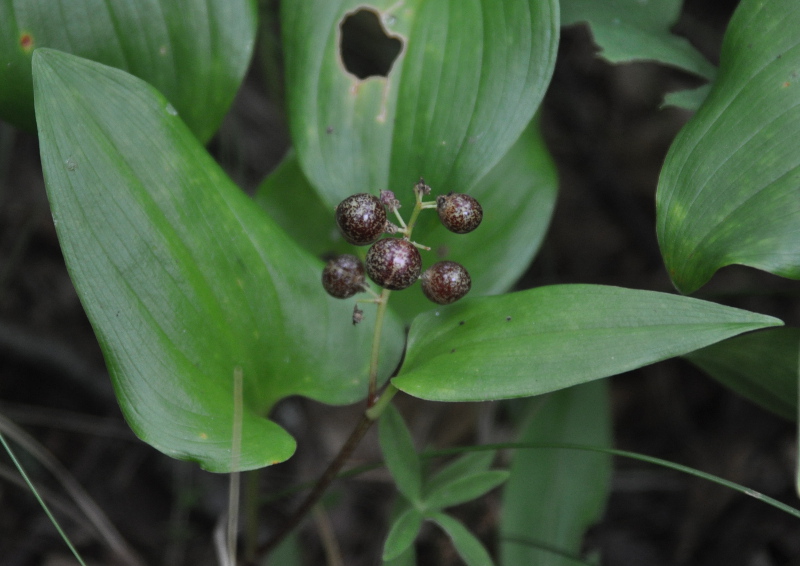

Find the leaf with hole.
[
  {"left": 500, "top": 381, "right": 611, "bottom": 566},
  {"left": 392, "top": 285, "right": 782, "bottom": 402},
  {"left": 0, "top": 0, "right": 255, "bottom": 140},
  {"left": 684, "top": 327, "right": 799, "bottom": 421},
  {"left": 657, "top": 0, "right": 800, "bottom": 294},
  {"left": 282, "top": 0, "right": 558, "bottom": 207},
  {"left": 33, "top": 49, "right": 404, "bottom": 472}
]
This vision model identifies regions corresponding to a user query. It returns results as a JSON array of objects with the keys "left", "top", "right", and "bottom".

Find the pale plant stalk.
[
  {"left": 226, "top": 366, "right": 244, "bottom": 565},
  {"left": 0, "top": 430, "right": 87, "bottom": 566}
]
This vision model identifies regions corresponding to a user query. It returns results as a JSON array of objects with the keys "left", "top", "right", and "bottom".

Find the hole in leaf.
[{"left": 339, "top": 9, "right": 403, "bottom": 79}]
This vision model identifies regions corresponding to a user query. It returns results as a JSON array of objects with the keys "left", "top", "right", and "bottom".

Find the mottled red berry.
[
  {"left": 322, "top": 254, "right": 366, "bottom": 299},
  {"left": 420, "top": 261, "right": 471, "bottom": 305},
  {"left": 436, "top": 192, "right": 483, "bottom": 234},
  {"left": 365, "top": 238, "right": 422, "bottom": 290},
  {"left": 335, "top": 193, "right": 387, "bottom": 245}
]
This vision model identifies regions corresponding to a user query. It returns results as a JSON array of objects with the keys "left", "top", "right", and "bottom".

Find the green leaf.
[
  {"left": 424, "top": 451, "right": 496, "bottom": 497},
  {"left": 33, "top": 49, "right": 403, "bottom": 472},
  {"left": 2, "top": 0, "right": 256, "bottom": 140},
  {"left": 657, "top": 0, "right": 800, "bottom": 294},
  {"left": 379, "top": 404, "right": 423, "bottom": 503},
  {"left": 254, "top": 150, "right": 354, "bottom": 258},
  {"left": 388, "top": 118, "right": 559, "bottom": 320},
  {"left": 661, "top": 84, "right": 712, "bottom": 112},
  {"left": 382, "top": 507, "right": 424, "bottom": 562},
  {"left": 282, "top": 0, "right": 559, "bottom": 209},
  {"left": 428, "top": 512, "right": 494, "bottom": 566},
  {"left": 684, "top": 328, "right": 799, "bottom": 421},
  {"left": 392, "top": 285, "right": 782, "bottom": 402},
  {"left": 500, "top": 381, "right": 611, "bottom": 566},
  {"left": 425, "top": 470, "right": 509, "bottom": 511},
  {"left": 561, "top": 0, "right": 716, "bottom": 80}
]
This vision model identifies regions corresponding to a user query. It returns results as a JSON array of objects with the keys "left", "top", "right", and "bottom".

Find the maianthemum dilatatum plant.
[{"left": 2, "top": 0, "right": 800, "bottom": 563}]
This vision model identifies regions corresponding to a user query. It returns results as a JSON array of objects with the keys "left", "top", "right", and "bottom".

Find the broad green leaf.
[
  {"left": 428, "top": 512, "right": 494, "bottom": 566},
  {"left": 382, "top": 507, "right": 424, "bottom": 562},
  {"left": 2, "top": 0, "right": 256, "bottom": 140},
  {"left": 282, "top": 0, "right": 558, "bottom": 209},
  {"left": 379, "top": 404, "right": 423, "bottom": 503},
  {"left": 392, "top": 285, "right": 782, "bottom": 402},
  {"left": 424, "top": 470, "right": 509, "bottom": 510},
  {"left": 424, "top": 451, "right": 496, "bottom": 497},
  {"left": 685, "top": 328, "right": 799, "bottom": 421},
  {"left": 657, "top": 0, "right": 800, "bottom": 294},
  {"left": 500, "top": 381, "right": 611, "bottom": 566},
  {"left": 254, "top": 151, "right": 354, "bottom": 258},
  {"left": 388, "top": 118, "right": 559, "bottom": 320},
  {"left": 561, "top": 0, "right": 716, "bottom": 80},
  {"left": 33, "top": 49, "right": 403, "bottom": 472}
]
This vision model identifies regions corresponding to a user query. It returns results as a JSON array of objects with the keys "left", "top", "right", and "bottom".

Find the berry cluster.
[{"left": 322, "top": 180, "right": 482, "bottom": 320}]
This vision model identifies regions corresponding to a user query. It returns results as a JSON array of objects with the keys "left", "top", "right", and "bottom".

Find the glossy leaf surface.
[
  {"left": 657, "top": 0, "right": 800, "bottom": 294},
  {"left": 501, "top": 381, "right": 611, "bottom": 566},
  {"left": 2, "top": 0, "right": 256, "bottom": 140},
  {"left": 685, "top": 327, "right": 798, "bottom": 421},
  {"left": 282, "top": 0, "right": 558, "bottom": 209},
  {"left": 34, "top": 50, "right": 403, "bottom": 472},
  {"left": 393, "top": 285, "right": 782, "bottom": 402},
  {"left": 561, "top": 0, "right": 715, "bottom": 79}
]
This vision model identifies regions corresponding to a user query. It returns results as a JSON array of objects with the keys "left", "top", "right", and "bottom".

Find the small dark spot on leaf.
[
  {"left": 506, "top": 316, "right": 512, "bottom": 322},
  {"left": 450, "top": 349, "right": 456, "bottom": 354},
  {"left": 20, "top": 33, "right": 33, "bottom": 50},
  {"left": 777, "top": 54, "right": 783, "bottom": 59},
  {"left": 339, "top": 8, "right": 403, "bottom": 79},
  {"left": 459, "top": 320, "right": 465, "bottom": 326},
  {"left": 326, "top": 126, "right": 334, "bottom": 134}
]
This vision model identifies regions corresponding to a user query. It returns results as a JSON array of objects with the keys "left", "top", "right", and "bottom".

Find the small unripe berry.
[
  {"left": 365, "top": 238, "right": 422, "bottom": 290},
  {"left": 322, "top": 254, "right": 366, "bottom": 299},
  {"left": 420, "top": 261, "right": 471, "bottom": 305},
  {"left": 335, "top": 193, "right": 387, "bottom": 245},
  {"left": 436, "top": 192, "right": 482, "bottom": 234}
]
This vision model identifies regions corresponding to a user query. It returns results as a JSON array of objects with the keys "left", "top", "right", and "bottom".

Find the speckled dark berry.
[
  {"left": 365, "top": 238, "right": 422, "bottom": 290},
  {"left": 335, "top": 193, "right": 387, "bottom": 245},
  {"left": 436, "top": 192, "right": 483, "bottom": 234},
  {"left": 420, "top": 261, "right": 471, "bottom": 305},
  {"left": 322, "top": 254, "right": 366, "bottom": 298}
]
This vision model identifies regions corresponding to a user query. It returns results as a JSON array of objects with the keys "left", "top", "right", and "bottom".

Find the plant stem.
[
  {"left": 254, "top": 384, "right": 399, "bottom": 561},
  {"left": 367, "top": 288, "right": 392, "bottom": 405},
  {"left": 254, "top": 185, "right": 428, "bottom": 562}
]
